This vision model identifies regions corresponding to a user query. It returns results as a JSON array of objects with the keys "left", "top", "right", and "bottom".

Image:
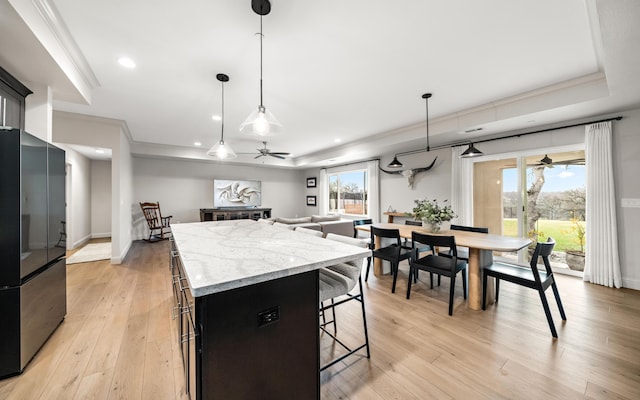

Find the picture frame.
[
  {"left": 306, "top": 177, "right": 316, "bottom": 188},
  {"left": 306, "top": 195, "right": 317, "bottom": 206}
]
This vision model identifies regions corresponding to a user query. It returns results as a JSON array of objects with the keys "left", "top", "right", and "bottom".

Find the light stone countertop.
[{"left": 171, "top": 220, "right": 370, "bottom": 297}]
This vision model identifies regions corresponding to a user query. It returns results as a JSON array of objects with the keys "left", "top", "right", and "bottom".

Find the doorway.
[{"left": 473, "top": 148, "right": 586, "bottom": 275}]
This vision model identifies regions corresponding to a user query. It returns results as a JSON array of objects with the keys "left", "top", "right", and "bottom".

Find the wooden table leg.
[
  {"left": 467, "top": 248, "right": 495, "bottom": 310},
  {"left": 373, "top": 235, "right": 383, "bottom": 276}
]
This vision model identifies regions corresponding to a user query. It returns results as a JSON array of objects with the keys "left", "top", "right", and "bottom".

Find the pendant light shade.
[
  {"left": 240, "top": 106, "right": 282, "bottom": 136},
  {"left": 207, "top": 74, "right": 237, "bottom": 160},
  {"left": 460, "top": 142, "right": 483, "bottom": 158},
  {"left": 387, "top": 155, "right": 403, "bottom": 168},
  {"left": 241, "top": 1, "right": 281, "bottom": 136}
]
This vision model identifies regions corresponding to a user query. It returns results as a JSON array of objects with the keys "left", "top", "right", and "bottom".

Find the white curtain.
[
  {"left": 319, "top": 169, "right": 329, "bottom": 215},
  {"left": 450, "top": 146, "right": 474, "bottom": 225},
  {"left": 583, "top": 121, "right": 622, "bottom": 288},
  {"left": 367, "top": 160, "right": 381, "bottom": 223}
]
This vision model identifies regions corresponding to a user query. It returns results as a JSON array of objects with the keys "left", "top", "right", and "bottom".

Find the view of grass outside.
[
  {"left": 503, "top": 218, "right": 586, "bottom": 253},
  {"left": 502, "top": 158, "right": 586, "bottom": 272}
]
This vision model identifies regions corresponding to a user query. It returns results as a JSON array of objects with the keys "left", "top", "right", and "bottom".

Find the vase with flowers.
[{"left": 412, "top": 199, "right": 456, "bottom": 233}]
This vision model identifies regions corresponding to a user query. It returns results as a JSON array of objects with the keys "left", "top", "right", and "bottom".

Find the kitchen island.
[{"left": 170, "top": 220, "right": 370, "bottom": 400}]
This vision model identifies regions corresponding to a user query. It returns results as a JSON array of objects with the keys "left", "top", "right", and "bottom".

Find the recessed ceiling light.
[
  {"left": 118, "top": 57, "right": 136, "bottom": 69},
  {"left": 95, "top": 149, "right": 105, "bottom": 154},
  {"left": 334, "top": 138, "right": 341, "bottom": 143},
  {"left": 194, "top": 142, "right": 202, "bottom": 146},
  {"left": 212, "top": 115, "right": 222, "bottom": 121}
]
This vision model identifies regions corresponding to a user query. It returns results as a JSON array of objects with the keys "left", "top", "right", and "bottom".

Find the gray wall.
[{"left": 132, "top": 157, "right": 307, "bottom": 239}]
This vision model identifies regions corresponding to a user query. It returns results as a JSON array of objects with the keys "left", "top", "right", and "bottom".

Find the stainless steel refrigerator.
[{"left": 0, "top": 128, "right": 67, "bottom": 378}]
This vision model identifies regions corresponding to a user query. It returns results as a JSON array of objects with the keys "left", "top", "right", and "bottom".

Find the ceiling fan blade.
[
  {"left": 254, "top": 154, "right": 264, "bottom": 159},
  {"left": 270, "top": 152, "right": 290, "bottom": 156},
  {"left": 269, "top": 154, "right": 286, "bottom": 159}
]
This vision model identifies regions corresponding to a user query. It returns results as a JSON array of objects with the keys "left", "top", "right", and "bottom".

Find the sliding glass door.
[{"left": 474, "top": 149, "right": 586, "bottom": 272}]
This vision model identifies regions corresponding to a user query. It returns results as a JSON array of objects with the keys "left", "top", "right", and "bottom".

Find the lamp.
[
  {"left": 460, "top": 142, "right": 483, "bottom": 158},
  {"left": 240, "top": 0, "right": 282, "bottom": 136},
  {"left": 207, "top": 74, "right": 237, "bottom": 159},
  {"left": 540, "top": 154, "right": 553, "bottom": 165},
  {"left": 387, "top": 155, "right": 403, "bottom": 168}
]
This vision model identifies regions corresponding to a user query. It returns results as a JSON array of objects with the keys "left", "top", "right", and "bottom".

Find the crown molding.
[{"left": 31, "top": 0, "right": 99, "bottom": 90}]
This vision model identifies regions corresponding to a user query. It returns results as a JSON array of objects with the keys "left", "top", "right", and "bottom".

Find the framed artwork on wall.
[
  {"left": 306, "top": 196, "right": 316, "bottom": 206},
  {"left": 306, "top": 177, "right": 316, "bottom": 188},
  {"left": 213, "top": 179, "right": 261, "bottom": 207}
]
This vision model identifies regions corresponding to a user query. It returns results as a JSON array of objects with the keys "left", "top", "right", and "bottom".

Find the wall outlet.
[{"left": 621, "top": 198, "right": 640, "bottom": 208}]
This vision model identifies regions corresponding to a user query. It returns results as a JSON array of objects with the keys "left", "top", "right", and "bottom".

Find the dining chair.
[
  {"left": 319, "top": 234, "right": 371, "bottom": 370},
  {"left": 294, "top": 226, "right": 324, "bottom": 237},
  {"left": 439, "top": 224, "right": 489, "bottom": 262},
  {"left": 370, "top": 227, "right": 412, "bottom": 292},
  {"left": 139, "top": 202, "right": 172, "bottom": 242},
  {"left": 482, "top": 237, "right": 566, "bottom": 338},
  {"left": 353, "top": 219, "right": 373, "bottom": 278},
  {"left": 404, "top": 220, "right": 431, "bottom": 252},
  {"left": 407, "top": 232, "right": 467, "bottom": 316}
]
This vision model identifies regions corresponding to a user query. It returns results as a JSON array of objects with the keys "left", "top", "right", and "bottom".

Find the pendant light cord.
[
  {"left": 259, "top": 15, "right": 264, "bottom": 108},
  {"left": 220, "top": 80, "right": 225, "bottom": 142},
  {"left": 425, "top": 96, "right": 430, "bottom": 151}
]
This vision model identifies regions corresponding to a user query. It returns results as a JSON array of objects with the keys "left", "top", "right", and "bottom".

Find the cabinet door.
[{"left": 0, "top": 93, "right": 23, "bottom": 130}]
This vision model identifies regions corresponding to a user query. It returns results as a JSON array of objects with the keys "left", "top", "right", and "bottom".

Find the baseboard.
[
  {"left": 622, "top": 277, "right": 640, "bottom": 291},
  {"left": 72, "top": 234, "right": 91, "bottom": 249},
  {"left": 91, "top": 232, "right": 112, "bottom": 239},
  {"left": 111, "top": 240, "right": 131, "bottom": 265}
]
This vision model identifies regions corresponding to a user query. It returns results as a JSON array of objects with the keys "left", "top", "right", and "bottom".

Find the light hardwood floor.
[{"left": 1, "top": 240, "right": 639, "bottom": 399}]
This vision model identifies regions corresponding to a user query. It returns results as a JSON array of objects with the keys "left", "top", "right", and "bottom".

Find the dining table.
[{"left": 356, "top": 223, "right": 531, "bottom": 310}]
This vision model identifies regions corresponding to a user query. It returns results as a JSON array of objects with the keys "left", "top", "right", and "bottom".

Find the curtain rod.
[
  {"left": 395, "top": 115, "right": 623, "bottom": 157},
  {"left": 454, "top": 115, "right": 623, "bottom": 148}
]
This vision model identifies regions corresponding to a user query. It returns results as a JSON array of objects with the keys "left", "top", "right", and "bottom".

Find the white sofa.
[{"left": 267, "top": 215, "right": 354, "bottom": 237}]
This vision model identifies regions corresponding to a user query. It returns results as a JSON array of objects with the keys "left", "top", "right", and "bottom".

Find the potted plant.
[
  {"left": 412, "top": 199, "right": 456, "bottom": 233},
  {"left": 564, "top": 218, "right": 586, "bottom": 271}
]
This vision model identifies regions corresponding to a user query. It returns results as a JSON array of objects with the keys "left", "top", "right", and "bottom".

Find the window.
[{"left": 328, "top": 169, "right": 368, "bottom": 216}]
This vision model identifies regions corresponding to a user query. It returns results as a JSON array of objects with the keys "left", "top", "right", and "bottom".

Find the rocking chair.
[{"left": 140, "top": 202, "right": 172, "bottom": 242}]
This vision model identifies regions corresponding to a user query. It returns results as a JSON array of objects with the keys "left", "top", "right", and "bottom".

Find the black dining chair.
[
  {"left": 482, "top": 237, "right": 566, "bottom": 338},
  {"left": 407, "top": 232, "right": 467, "bottom": 316},
  {"left": 370, "top": 227, "right": 412, "bottom": 292},
  {"left": 353, "top": 219, "right": 373, "bottom": 278},
  {"left": 439, "top": 224, "right": 489, "bottom": 262}
]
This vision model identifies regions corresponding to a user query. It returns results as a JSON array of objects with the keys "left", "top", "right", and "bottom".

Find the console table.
[
  {"left": 171, "top": 220, "right": 370, "bottom": 399},
  {"left": 199, "top": 207, "right": 271, "bottom": 222}
]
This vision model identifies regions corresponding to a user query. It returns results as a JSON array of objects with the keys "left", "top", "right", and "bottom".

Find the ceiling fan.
[{"left": 240, "top": 141, "right": 291, "bottom": 160}]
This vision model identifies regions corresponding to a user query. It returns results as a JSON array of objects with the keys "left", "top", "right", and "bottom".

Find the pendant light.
[
  {"left": 240, "top": 0, "right": 282, "bottom": 136},
  {"left": 460, "top": 142, "right": 483, "bottom": 158},
  {"left": 387, "top": 92, "right": 433, "bottom": 168},
  {"left": 387, "top": 155, "right": 403, "bottom": 168},
  {"left": 540, "top": 154, "right": 553, "bottom": 165},
  {"left": 207, "top": 74, "right": 237, "bottom": 159}
]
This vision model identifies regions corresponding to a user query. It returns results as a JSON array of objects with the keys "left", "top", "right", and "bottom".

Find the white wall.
[
  {"left": 57, "top": 144, "right": 91, "bottom": 248},
  {"left": 113, "top": 132, "right": 133, "bottom": 263},
  {"left": 132, "top": 157, "right": 306, "bottom": 239},
  {"left": 90, "top": 160, "right": 111, "bottom": 238}
]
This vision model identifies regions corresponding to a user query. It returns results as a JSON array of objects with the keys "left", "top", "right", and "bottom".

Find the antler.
[{"left": 379, "top": 156, "right": 438, "bottom": 188}]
